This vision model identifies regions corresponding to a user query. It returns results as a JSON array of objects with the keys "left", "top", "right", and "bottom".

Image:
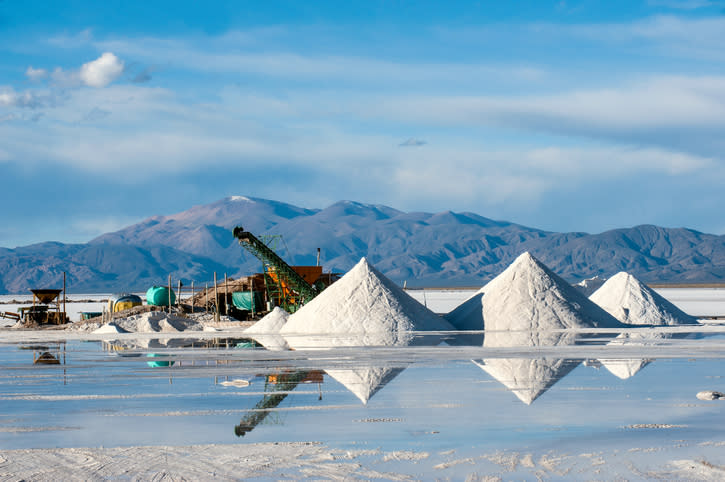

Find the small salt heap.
[
  {"left": 590, "top": 271, "right": 699, "bottom": 379},
  {"left": 446, "top": 252, "right": 622, "bottom": 404},
  {"left": 243, "top": 307, "right": 289, "bottom": 351},
  {"left": 280, "top": 257, "right": 453, "bottom": 404},
  {"left": 573, "top": 276, "right": 607, "bottom": 297},
  {"left": 590, "top": 272, "right": 698, "bottom": 326}
]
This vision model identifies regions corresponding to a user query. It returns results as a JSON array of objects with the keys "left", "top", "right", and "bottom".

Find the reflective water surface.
[{"left": 1, "top": 327, "right": 725, "bottom": 480}]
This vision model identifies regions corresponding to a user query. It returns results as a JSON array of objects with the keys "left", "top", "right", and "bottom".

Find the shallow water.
[
  {"left": 2, "top": 287, "right": 725, "bottom": 478},
  {"left": 1, "top": 329, "right": 725, "bottom": 478}
]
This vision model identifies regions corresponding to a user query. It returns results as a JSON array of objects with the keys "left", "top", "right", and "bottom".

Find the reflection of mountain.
[{"left": 474, "top": 331, "right": 582, "bottom": 405}]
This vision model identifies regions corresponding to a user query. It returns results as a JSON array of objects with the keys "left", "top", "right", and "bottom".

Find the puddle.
[{"left": 0, "top": 325, "right": 724, "bottom": 479}]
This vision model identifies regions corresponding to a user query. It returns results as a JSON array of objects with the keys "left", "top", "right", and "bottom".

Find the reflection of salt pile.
[
  {"left": 243, "top": 307, "right": 289, "bottom": 351},
  {"left": 573, "top": 276, "right": 607, "bottom": 297},
  {"left": 590, "top": 272, "right": 699, "bottom": 379},
  {"left": 448, "top": 252, "right": 622, "bottom": 404},
  {"left": 280, "top": 257, "right": 453, "bottom": 404}
]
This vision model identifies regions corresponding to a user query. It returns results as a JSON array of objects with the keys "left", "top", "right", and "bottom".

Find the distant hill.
[{"left": 1, "top": 196, "right": 724, "bottom": 293}]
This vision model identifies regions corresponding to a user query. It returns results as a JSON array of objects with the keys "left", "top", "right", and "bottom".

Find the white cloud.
[
  {"left": 25, "top": 66, "right": 48, "bottom": 82},
  {"left": 94, "top": 35, "right": 546, "bottom": 87},
  {"left": 0, "top": 87, "right": 44, "bottom": 108},
  {"left": 79, "top": 52, "right": 124, "bottom": 88}
]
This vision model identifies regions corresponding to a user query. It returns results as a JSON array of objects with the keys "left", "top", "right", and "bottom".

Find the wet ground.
[
  {"left": 1, "top": 330, "right": 725, "bottom": 479},
  {"left": 1, "top": 288, "right": 725, "bottom": 479}
]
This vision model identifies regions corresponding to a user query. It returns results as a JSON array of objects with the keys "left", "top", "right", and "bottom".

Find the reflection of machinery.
[
  {"left": 18, "top": 289, "right": 68, "bottom": 325},
  {"left": 20, "top": 343, "right": 66, "bottom": 365},
  {"left": 233, "top": 226, "right": 338, "bottom": 313},
  {"left": 234, "top": 370, "right": 324, "bottom": 437}
]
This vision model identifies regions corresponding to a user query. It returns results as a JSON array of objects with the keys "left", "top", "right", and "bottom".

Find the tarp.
[{"left": 232, "top": 291, "right": 264, "bottom": 311}]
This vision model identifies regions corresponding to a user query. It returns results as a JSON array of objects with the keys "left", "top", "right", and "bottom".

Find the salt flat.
[{"left": 1, "top": 287, "right": 724, "bottom": 480}]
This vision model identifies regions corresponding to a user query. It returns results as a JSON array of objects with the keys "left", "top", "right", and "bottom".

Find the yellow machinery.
[{"left": 17, "top": 289, "right": 68, "bottom": 325}]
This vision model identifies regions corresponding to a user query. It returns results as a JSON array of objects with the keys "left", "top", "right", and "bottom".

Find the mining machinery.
[{"left": 233, "top": 226, "right": 333, "bottom": 313}]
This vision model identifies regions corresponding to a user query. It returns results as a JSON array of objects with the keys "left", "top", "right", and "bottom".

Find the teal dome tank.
[{"left": 146, "top": 286, "right": 176, "bottom": 306}]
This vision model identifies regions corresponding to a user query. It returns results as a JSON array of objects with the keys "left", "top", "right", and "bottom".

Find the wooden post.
[
  {"left": 63, "top": 271, "right": 67, "bottom": 323},
  {"left": 250, "top": 276, "right": 255, "bottom": 319},
  {"left": 213, "top": 272, "right": 220, "bottom": 322},
  {"left": 168, "top": 274, "right": 172, "bottom": 313},
  {"left": 205, "top": 283, "right": 209, "bottom": 313},
  {"left": 191, "top": 281, "right": 195, "bottom": 313},
  {"left": 177, "top": 279, "right": 182, "bottom": 309},
  {"left": 224, "top": 272, "right": 229, "bottom": 315}
]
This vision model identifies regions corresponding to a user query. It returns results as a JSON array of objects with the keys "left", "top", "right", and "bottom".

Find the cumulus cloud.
[
  {"left": 79, "top": 52, "right": 125, "bottom": 88},
  {"left": 25, "top": 66, "right": 48, "bottom": 82}
]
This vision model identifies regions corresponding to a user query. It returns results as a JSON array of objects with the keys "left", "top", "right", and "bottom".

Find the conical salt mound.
[
  {"left": 325, "top": 367, "right": 404, "bottom": 404},
  {"left": 447, "top": 252, "right": 623, "bottom": 332},
  {"left": 280, "top": 257, "right": 454, "bottom": 349},
  {"left": 590, "top": 272, "right": 699, "bottom": 326},
  {"left": 243, "top": 307, "right": 290, "bottom": 351}
]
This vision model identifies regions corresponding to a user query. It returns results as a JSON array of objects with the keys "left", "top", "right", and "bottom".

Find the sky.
[{"left": 2, "top": 0, "right": 725, "bottom": 248}]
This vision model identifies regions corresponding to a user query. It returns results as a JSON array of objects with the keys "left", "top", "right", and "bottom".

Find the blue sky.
[{"left": 2, "top": 0, "right": 725, "bottom": 247}]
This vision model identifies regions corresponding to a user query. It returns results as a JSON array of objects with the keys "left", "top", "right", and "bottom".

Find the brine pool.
[{"left": 1, "top": 329, "right": 725, "bottom": 480}]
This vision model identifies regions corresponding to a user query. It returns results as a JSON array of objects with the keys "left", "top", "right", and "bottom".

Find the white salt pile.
[
  {"left": 280, "top": 257, "right": 452, "bottom": 404},
  {"left": 72, "top": 311, "right": 204, "bottom": 333},
  {"left": 446, "top": 252, "right": 623, "bottom": 333},
  {"left": 590, "top": 272, "right": 699, "bottom": 326},
  {"left": 697, "top": 390, "right": 725, "bottom": 401},
  {"left": 573, "top": 276, "right": 607, "bottom": 297},
  {"left": 280, "top": 257, "right": 454, "bottom": 348},
  {"left": 92, "top": 323, "right": 128, "bottom": 334},
  {"left": 590, "top": 272, "right": 698, "bottom": 379},
  {"left": 243, "top": 307, "right": 290, "bottom": 351},
  {"left": 444, "top": 252, "right": 621, "bottom": 404}
]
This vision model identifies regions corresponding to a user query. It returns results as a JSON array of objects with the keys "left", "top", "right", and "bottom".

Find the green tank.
[{"left": 146, "top": 286, "right": 176, "bottom": 306}]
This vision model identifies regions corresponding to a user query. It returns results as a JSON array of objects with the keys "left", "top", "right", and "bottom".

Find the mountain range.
[{"left": 1, "top": 196, "right": 724, "bottom": 293}]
